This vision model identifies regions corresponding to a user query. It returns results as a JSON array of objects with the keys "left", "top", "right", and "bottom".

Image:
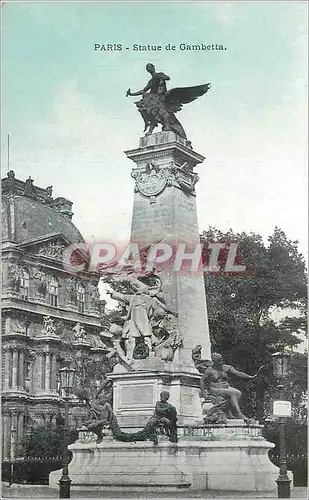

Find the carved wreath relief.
[
  {"left": 132, "top": 163, "right": 167, "bottom": 198},
  {"left": 132, "top": 161, "right": 199, "bottom": 202}
]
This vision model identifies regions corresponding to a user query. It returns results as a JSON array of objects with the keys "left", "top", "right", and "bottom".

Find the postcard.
[{"left": 1, "top": 1, "right": 307, "bottom": 498}]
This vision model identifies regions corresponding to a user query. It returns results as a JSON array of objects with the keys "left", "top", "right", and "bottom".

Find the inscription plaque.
[{"left": 119, "top": 384, "right": 154, "bottom": 407}]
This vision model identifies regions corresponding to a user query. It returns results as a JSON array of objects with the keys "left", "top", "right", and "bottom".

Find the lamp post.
[
  {"left": 59, "top": 366, "right": 76, "bottom": 499},
  {"left": 272, "top": 351, "right": 292, "bottom": 499}
]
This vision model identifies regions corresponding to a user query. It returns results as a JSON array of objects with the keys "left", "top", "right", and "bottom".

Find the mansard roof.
[{"left": 2, "top": 171, "right": 85, "bottom": 245}]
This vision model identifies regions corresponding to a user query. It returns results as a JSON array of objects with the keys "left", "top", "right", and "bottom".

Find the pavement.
[{"left": 1, "top": 484, "right": 308, "bottom": 500}]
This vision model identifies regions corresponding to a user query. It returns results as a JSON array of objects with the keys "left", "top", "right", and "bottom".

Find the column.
[
  {"left": 40, "top": 353, "right": 46, "bottom": 390},
  {"left": 8, "top": 350, "right": 13, "bottom": 388},
  {"left": 5, "top": 317, "right": 11, "bottom": 334},
  {"left": 12, "top": 350, "right": 18, "bottom": 388},
  {"left": 2, "top": 416, "right": 7, "bottom": 459},
  {"left": 3, "top": 414, "right": 11, "bottom": 460},
  {"left": 18, "top": 351, "right": 24, "bottom": 389},
  {"left": 24, "top": 360, "right": 31, "bottom": 392},
  {"left": 17, "top": 413, "right": 24, "bottom": 457},
  {"left": 4, "top": 350, "right": 11, "bottom": 388},
  {"left": 45, "top": 353, "right": 51, "bottom": 392},
  {"left": 10, "top": 414, "right": 17, "bottom": 461},
  {"left": 51, "top": 354, "right": 57, "bottom": 391}
]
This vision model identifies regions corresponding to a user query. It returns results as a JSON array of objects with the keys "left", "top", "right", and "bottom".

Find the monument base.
[
  {"left": 49, "top": 426, "right": 279, "bottom": 492},
  {"left": 109, "top": 369, "right": 203, "bottom": 427}
]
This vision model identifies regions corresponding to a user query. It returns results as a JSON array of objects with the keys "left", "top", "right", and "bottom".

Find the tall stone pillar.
[
  {"left": 45, "top": 353, "right": 51, "bottom": 391},
  {"left": 17, "top": 412, "right": 24, "bottom": 456},
  {"left": 2, "top": 414, "right": 10, "bottom": 459},
  {"left": 51, "top": 354, "right": 57, "bottom": 391},
  {"left": 40, "top": 353, "right": 46, "bottom": 390},
  {"left": 110, "top": 132, "right": 211, "bottom": 426},
  {"left": 4, "top": 349, "right": 11, "bottom": 388},
  {"left": 18, "top": 351, "right": 24, "bottom": 388},
  {"left": 12, "top": 350, "right": 18, "bottom": 388},
  {"left": 10, "top": 413, "right": 17, "bottom": 461},
  {"left": 127, "top": 132, "right": 211, "bottom": 366}
]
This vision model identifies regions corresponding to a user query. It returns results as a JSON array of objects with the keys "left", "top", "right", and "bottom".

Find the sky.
[{"left": 1, "top": 1, "right": 308, "bottom": 260}]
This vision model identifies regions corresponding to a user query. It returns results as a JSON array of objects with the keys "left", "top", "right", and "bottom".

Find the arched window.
[
  {"left": 77, "top": 284, "right": 85, "bottom": 313},
  {"left": 20, "top": 269, "right": 30, "bottom": 299},
  {"left": 48, "top": 277, "right": 59, "bottom": 307}
]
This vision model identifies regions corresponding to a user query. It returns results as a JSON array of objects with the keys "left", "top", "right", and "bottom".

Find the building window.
[
  {"left": 77, "top": 284, "right": 85, "bottom": 313},
  {"left": 48, "top": 277, "right": 59, "bottom": 307},
  {"left": 20, "top": 269, "right": 30, "bottom": 299}
]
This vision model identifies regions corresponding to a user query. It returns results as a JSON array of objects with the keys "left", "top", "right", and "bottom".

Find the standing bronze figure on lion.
[{"left": 126, "top": 63, "right": 211, "bottom": 139}]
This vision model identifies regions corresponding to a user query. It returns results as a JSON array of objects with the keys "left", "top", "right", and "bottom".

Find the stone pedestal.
[
  {"left": 109, "top": 370, "right": 202, "bottom": 427},
  {"left": 49, "top": 426, "right": 279, "bottom": 492},
  {"left": 125, "top": 131, "right": 211, "bottom": 369}
]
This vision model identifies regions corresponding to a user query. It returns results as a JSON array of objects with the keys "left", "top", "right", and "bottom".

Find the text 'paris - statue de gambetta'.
[{"left": 126, "top": 63, "right": 211, "bottom": 139}]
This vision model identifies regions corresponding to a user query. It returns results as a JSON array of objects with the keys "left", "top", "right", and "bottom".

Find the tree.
[
  {"left": 200, "top": 226, "right": 307, "bottom": 420},
  {"left": 24, "top": 425, "right": 63, "bottom": 457},
  {"left": 67, "top": 343, "right": 114, "bottom": 405}
]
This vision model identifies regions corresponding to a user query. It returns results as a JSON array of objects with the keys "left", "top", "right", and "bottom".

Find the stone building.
[{"left": 1, "top": 171, "right": 107, "bottom": 460}]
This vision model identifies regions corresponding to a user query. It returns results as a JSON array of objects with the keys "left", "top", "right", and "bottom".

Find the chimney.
[{"left": 50, "top": 197, "right": 74, "bottom": 219}]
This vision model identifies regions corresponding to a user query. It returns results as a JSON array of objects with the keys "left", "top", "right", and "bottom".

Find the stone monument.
[
  {"left": 50, "top": 63, "right": 279, "bottom": 493},
  {"left": 101, "top": 64, "right": 213, "bottom": 427},
  {"left": 108, "top": 128, "right": 212, "bottom": 428}
]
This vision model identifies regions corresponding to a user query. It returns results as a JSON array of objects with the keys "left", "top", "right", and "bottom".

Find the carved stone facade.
[{"left": 1, "top": 171, "right": 107, "bottom": 460}]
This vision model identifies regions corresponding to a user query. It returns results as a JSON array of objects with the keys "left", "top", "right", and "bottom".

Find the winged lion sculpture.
[{"left": 126, "top": 63, "right": 211, "bottom": 139}]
